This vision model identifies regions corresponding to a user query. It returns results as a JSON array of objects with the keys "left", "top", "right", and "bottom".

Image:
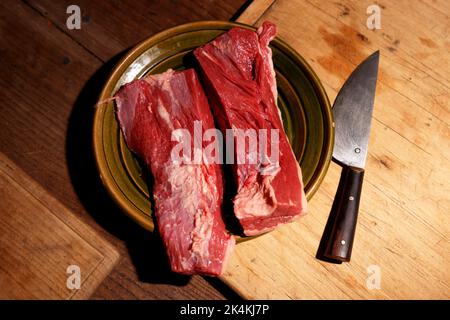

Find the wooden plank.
[
  {"left": 0, "top": 0, "right": 102, "bottom": 211},
  {"left": 26, "top": 0, "right": 247, "bottom": 61},
  {"left": 0, "top": 153, "right": 120, "bottom": 299},
  {"left": 236, "top": 0, "right": 276, "bottom": 25},
  {"left": 256, "top": 0, "right": 450, "bottom": 231},
  {"left": 305, "top": 0, "right": 450, "bottom": 127},
  {"left": 420, "top": 0, "right": 450, "bottom": 17},
  {"left": 247, "top": 0, "right": 450, "bottom": 235},
  {"left": 219, "top": 0, "right": 450, "bottom": 299},
  {"left": 0, "top": 0, "right": 244, "bottom": 299},
  {"left": 307, "top": 0, "right": 450, "bottom": 87}
]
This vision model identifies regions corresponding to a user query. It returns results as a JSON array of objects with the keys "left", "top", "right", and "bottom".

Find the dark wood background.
[{"left": 0, "top": 0, "right": 248, "bottom": 299}]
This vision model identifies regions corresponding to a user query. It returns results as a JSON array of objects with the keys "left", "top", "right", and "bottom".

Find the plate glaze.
[{"left": 93, "top": 21, "right": 334, "bottom": 234}]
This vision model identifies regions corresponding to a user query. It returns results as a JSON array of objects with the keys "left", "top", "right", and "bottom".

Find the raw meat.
[
  {"left": 115, "top": 69, "right": 234, "bottom": 276},
  {"left": 194, "top": 21, "right": 307, "bottom": 236}
]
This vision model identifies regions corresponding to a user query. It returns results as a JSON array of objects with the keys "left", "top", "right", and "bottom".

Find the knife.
[{"left": 321, "top": 51, "right": 380, "bottom": 262}]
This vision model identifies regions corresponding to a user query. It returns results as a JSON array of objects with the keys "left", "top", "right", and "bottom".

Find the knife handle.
[{"left": 323, "top": 166, "right": 364, "bottom": 262}]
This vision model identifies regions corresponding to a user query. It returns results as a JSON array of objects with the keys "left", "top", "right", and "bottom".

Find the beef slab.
[
  {"left": 194, "top": 21, "right": 307, "bottom": 236},
  {"left": 115, "top": 69, "right": 234, "bottom": 275}
]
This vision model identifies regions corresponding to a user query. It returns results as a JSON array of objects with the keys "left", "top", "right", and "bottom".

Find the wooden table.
[{"left": 1, "top": 0, "right": 449, "bottom": 299}]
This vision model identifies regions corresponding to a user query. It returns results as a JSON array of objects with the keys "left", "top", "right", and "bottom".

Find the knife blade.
[{"left": 321, "top": 51, "right": 379, "bottom": 262}]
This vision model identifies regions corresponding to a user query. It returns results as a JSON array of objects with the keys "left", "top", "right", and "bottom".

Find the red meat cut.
[
  {"left": 115, "top": 69, "right": 234, "bottom": 275},
  {"left": 194, "top": 21, "right": 307, "bottom": 236}
]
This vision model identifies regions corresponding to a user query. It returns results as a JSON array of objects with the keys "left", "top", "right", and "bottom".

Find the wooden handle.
[{"left": 323, "top": 166, "right": 364, "bottom": 262}]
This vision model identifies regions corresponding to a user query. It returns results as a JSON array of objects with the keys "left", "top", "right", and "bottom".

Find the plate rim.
[{"left": 93, "top": 20, "right": 334, "bottom": 232}]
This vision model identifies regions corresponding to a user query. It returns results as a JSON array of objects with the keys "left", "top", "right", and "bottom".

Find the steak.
[
  {"left": 194, "top": 21, "right": 307, "bottom": 236},
  {"left": 115, "top": 69, "right": 234, "bottom": 275}
]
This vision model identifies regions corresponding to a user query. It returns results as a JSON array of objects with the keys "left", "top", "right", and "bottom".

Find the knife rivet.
[
  {"left": 349, "top": 196, "right": 354, "bottom": 201},
  {"left": 354, "top": 147, "right": 361, "bottom": 154},
  {"left": 341, "top": 240, "right": 346, "bottom": 245}
]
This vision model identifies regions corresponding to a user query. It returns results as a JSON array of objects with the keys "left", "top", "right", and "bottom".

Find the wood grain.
[
  {"left": 0, "top": 153, "right": 120, "bottom": 299},
  {"left": 0, "top": 0, "right": 245, "bottom": 300},
  {"left": 236, "top": 0, "right": 275, "bottom": 25},
  {"left": 26, "top": 0, "right": 247, "bottom": 61},
  {"left": 219, "top": 0, "right": 450, "bottom": 299}
]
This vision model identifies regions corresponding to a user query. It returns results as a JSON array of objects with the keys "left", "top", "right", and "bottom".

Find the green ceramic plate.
[{"left": 93, "top": 21, "right": 334, "bottom": 233}]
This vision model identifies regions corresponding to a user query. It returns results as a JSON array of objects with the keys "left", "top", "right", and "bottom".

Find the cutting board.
[
  {"left": 0, "top": 153, "right": 120, "bottom": 299},
  {"left": 219, "top": 0, "right": 450, "bottom": 299}
]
